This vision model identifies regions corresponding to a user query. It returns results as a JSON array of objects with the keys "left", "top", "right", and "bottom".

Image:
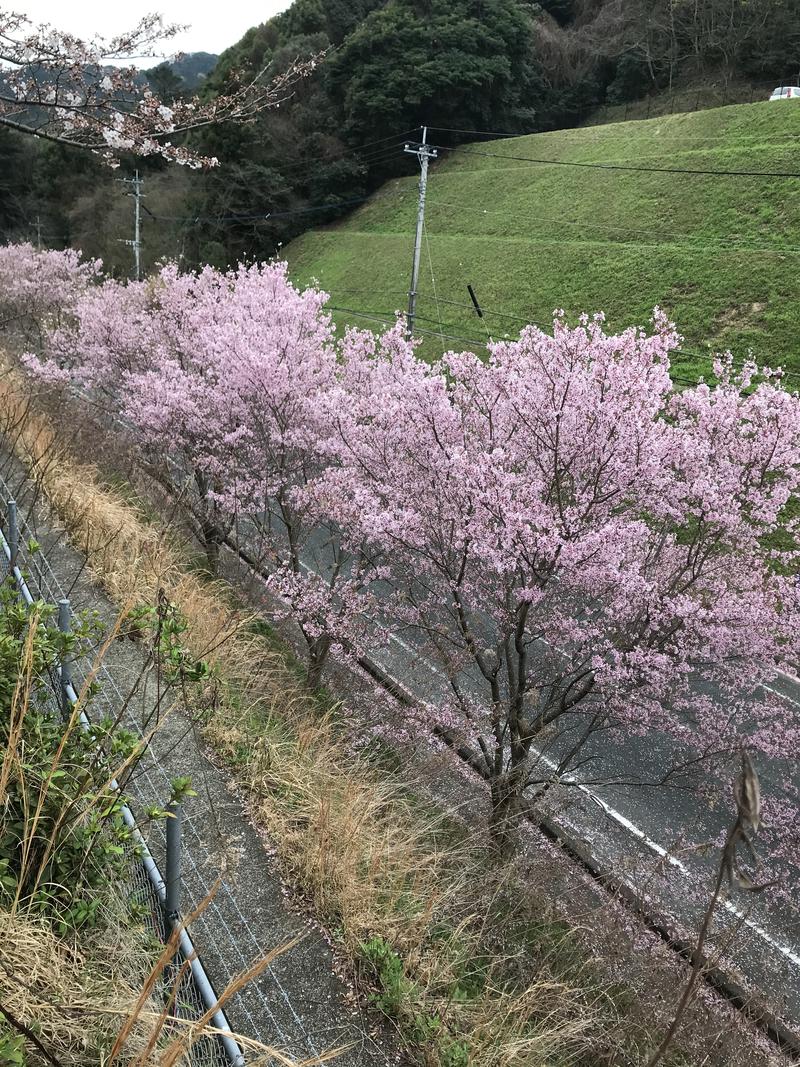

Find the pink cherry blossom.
[{"left": 0, "top": 242, "right": 101, "bottom": 341}]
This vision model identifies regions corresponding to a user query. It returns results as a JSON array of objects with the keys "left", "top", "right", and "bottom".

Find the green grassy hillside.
[{"left": 284, "top": 102, "right": 800, "bottom": 380}]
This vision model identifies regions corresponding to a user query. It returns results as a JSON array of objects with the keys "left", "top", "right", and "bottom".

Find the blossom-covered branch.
[{"left": 0, "top": 10, "right": 318, "bottom": 167}]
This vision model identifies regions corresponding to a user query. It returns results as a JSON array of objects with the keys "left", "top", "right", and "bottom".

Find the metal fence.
[
  {"left": 0, "top": 478, "right": 340, "bottom": 1066},
  {"left": 0, "top": 495, "right": 243, "bottom": 1066}
]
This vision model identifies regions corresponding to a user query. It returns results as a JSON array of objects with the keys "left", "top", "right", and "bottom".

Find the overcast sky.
[{"left": 18, "top": 1, "right": 292, "bottom": 63}]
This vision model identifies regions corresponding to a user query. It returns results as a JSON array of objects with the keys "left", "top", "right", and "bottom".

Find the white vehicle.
[{"left": 769, "top": 86, "right": 800, "bottom": 100}]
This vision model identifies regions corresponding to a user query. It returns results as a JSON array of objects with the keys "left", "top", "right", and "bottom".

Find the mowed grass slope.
[{"left": 285, "top": 102, "right": 800, "bottom": 379}]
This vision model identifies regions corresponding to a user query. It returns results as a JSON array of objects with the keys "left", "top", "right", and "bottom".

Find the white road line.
[
  {"left": 778, "top": 668, "right": 800, "bottom": 688},
  {"left": 367, "top": 644, "right": 800, "bottom": 972},
  {"left": 720, "top": 901, "right": 800, "bottom": 968},
  {"left": 295, "top": 555, "right": 800, "bottom": 968},
  {"left": 764, "top": 681, "right": 800, "bottom": 710}
]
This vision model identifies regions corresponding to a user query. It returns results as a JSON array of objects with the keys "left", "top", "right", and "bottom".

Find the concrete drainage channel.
[{"left": 0, "top": 500, "right": 246, "bottom": 1067}]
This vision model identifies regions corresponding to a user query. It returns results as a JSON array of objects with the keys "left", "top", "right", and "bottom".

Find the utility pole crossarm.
[{"left": 404, "top": 127, "right": 437, "bottom": 337}]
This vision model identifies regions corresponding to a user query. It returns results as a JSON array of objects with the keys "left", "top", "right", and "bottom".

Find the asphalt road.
[{"left": 257, "top": 504, "right": 800, "bottom": 1029}]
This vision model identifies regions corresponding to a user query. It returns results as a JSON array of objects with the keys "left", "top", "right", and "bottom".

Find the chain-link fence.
[
  {"left": 0, "top": 495, "right": 241, "bottom": 1066},
  {"left": 0, "top": 479, "right": 330, "bottom": 1067}
]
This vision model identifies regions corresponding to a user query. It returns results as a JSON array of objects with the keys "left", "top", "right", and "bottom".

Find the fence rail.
[{"left": 0, "top": 495, "right": 245, "bottom": 1067}]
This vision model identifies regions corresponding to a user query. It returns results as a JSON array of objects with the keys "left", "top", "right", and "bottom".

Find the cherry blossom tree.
[
  {"left": 26, "top": 262, "right": 252, "bottom": 565},
  {"left": 317, "top": 314, "right": 800, "bottom": 843},
  {"left": 0, "top": 10, "right": 317, "bottom": 167},
  {"left": 0, "top": 241, "right": 102, "bottom": 340},
  {"left": 23, "top": 256, "right": 373, "bottom": 685},
  {"left": 168, "top": 260, "right": 374, "bottom": 687},
  {"left": 16, "top": 245, "right": 800, "bottom": 852}
]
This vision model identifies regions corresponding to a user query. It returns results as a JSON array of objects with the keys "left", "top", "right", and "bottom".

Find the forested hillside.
[{"left": 1, "top": 0, "right": 797, "bottom": 270}]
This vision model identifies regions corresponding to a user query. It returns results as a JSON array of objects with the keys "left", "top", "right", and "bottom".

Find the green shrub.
[
  {"left": 0, "top": 1030, "right": 27, "bottom": 1066},
  {"left": 0, "top": 579, "right": 138, "bottom": 933}
]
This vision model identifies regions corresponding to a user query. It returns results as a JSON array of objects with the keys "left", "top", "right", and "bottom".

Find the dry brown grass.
[
  {"left": 0, "top": 905, "right": 322, "bottom": 1067},
  {"left": 204, "top": 703, "right": 448, "bottom": 955},
  {"left": 0, "top": 357, "right": 243, "bottom": 639},
  {"left": 0, "top": 906, "right": 157, "bottom": 1065}
]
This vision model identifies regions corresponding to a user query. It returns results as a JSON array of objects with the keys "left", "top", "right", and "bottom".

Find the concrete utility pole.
[
  {"left": 404, "top": 127, "right": 437, "bottom": 337},
  {"left": 117, "top": 170, "right": 144, "bottom": 280},
  {"left": 35, "top": 215, "right": 42, "bottom": 251}
]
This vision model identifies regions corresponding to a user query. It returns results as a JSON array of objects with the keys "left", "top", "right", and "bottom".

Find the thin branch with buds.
[
  {"left": 646, "top": 750, "right": 772, "bottom": 1067},
  {"left": 0, "top": 9, "right": 320, "bottom": 167}
]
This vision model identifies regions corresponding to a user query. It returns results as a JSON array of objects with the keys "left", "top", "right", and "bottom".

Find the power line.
[
  {"left": 144, "top": 187, "right": 408, "bottom": 225},
  {"left": 425, "top": 224, "right": 800, "bottom": 258},
  {"left": 346, "top": 127, "right": 422, "bottom": 152},
  {"left": 140, "top": 126, "right": 418, "bottom": 228},
  {"left": 423, "top": 217, "right": 448, "bottom": 350},
  {"left": 318, "top": 285, "right": 800, "bottom": 384},
  {"left": 320, "top": 286, "right": 554, "bottom": 330},
  {"left": 324, "top": 302, "right": 715, "bottom": 387},
  {"left": 324, "top": 303, "right": 491, "bottom": 350},
  {"left": 426, "top": 125, "right": 523, "bottom": 140},
  {"left": 145, "top": 198, "right": 367, "bottom": 224},
  {"left": 415, "top": 291, "right": 800, "bottom": 381},
  {"left": 222, "top": 130, "right": 420, "bottom": 183},
  {"left": 431, "top": 142, "right": 800, "bottom": 180},
  {"left": 297, "top": 140, "right": 409, "bottom": 172},
  {"left": 428, "top": 123, "right": 800, "bottom": 147},
  {"left": 255, "top": 129, "right": 420, "bottom": 177}
]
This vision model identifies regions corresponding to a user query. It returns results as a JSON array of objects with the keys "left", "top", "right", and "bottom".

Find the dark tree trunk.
[
  {"left": 305, "top": 633, "right": 332, "bottom": 691},
  {"left": 488, "top": 760, "right": 528, "bottom": 856},
  {"left": 200, "top": 516, "right": 222, "bottom": 575}
]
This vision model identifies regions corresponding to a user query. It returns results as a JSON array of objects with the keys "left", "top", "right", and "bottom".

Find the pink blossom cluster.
[
  {"left": 0, "top": 242, "right": 102, "bottom": 337},
  {"left": 24, "top": 258, "right": 375, "bottom": 686},
  {"left": 19, "top": 250, "right": 800, "bottom": 875}
]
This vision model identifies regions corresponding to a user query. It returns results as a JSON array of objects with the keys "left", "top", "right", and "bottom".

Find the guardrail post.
[
  {"left": 7, "top": 499, "right": 18, "bottom": 572},
  {"left": 57, "top": 598, "right": 73, "bottom": 711},
  {"left": 165, "top": 799, "right": 183, "bottom": 929}
]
